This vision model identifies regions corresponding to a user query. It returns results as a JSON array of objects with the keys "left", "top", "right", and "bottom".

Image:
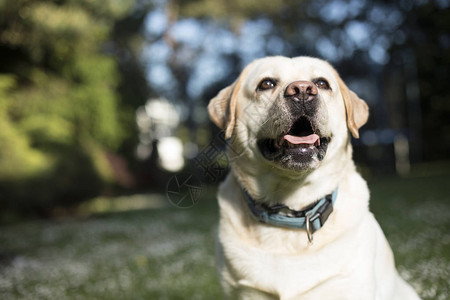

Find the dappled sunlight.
[{"left": 77, "top": 193, "right": 169, "bottom": 216}]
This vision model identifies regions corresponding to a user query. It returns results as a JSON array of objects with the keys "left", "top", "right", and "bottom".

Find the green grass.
[
  {"left": 369, "top": 173, "right": 450, "bottom": 300},
  {"left": 0, "top": 172, "right": 449, "bottom": 300}
]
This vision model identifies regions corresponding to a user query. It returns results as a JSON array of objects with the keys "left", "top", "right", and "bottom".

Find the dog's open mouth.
[
  {"left": 257, "top": 116, "right": 330, "bottom": 166},
  {"left": 283, "top": 116, "right": 321, "bottom": 148}
]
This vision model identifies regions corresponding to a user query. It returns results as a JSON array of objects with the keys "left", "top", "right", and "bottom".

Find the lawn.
[{"left": 0, "top": 169, "right": 449, "bottom": 300}]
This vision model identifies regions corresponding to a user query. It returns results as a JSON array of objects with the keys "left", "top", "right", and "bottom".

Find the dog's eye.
[
  {"left": 257, "top": 79, "right": 277, "bottom": 91},
  {"left": 314, "top": 78, "right": 330, "bottom": 90}
]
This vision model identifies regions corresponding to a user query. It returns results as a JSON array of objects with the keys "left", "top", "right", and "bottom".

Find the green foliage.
[
  {"left": 0, "top": 75, "right": 50, "bottom": 181},
  {"left": 179, "top": 0, "right": 292, "bottom": 20},
  {"left": 0, "top": 0, "right": 136, "bottom": 213}
]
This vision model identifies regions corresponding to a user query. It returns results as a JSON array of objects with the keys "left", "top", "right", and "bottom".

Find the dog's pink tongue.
[{"left": 284, "top": 134, "right": 320, "bottom": 145}]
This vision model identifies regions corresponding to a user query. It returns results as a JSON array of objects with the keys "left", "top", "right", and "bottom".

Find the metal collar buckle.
[
  {"left": 306, "top": 213, "right": 320, "bottom": 244},
  {"left": 306, "top": 200, "right": 333, "bottom": 244}
]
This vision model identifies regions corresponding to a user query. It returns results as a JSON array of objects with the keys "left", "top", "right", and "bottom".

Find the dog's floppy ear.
[
  {"left": 336, "top": 75, "right": 369, "bottom": 139},
  {"left": 208, "top": 80, "right": 240, "bottom": 139}
]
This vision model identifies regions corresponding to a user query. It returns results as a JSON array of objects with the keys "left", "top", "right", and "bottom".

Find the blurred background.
[
  {"left": 0, "top": 0, "right": 449, "bottom": 215},
  {"left": 0, "top": 0, "right": 449, "bottom": 299}
]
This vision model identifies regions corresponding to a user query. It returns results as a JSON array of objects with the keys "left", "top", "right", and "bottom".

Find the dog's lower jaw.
[{"left": 227, "top": 140, "right": 354, "bottom": 210}]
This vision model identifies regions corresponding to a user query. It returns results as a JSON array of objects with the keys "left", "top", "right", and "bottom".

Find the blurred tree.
[
  {"left": 392, "top": 2, "right": 450, "bottom": 161},
  {"left": 110, "top": 0, "right": 155, "bottom": 177},
  {"left": 0, "top": 0, "right": 147, "bottom": 214},
  {"left": 178, "top": 0, "right": 294, "bottom": 31}
]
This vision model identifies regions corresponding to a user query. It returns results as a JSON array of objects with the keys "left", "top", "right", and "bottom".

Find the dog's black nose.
[{"left": 284, "top": 81, "right": 318, "bottom": 102}]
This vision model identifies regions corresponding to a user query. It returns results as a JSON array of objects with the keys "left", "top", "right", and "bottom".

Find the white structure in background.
[
  {"left": 157, "top": 136, "right": 184, "bottom": 172},
  {"left": 136, "top": 97, "right": 184, "bottom": 172}
]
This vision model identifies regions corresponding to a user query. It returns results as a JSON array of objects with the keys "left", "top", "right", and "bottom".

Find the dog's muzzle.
[{"left": 256, "top": 81, "right": 330, "bottom": 169}]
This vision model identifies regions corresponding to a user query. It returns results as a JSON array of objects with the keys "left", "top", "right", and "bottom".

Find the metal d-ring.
[{"left": 305, "top": 214, "right": 314, "bottom": 244}]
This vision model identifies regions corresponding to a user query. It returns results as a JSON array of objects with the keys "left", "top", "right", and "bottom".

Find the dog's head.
[{"left": 208, "top": 56, "right": 368, "bottom": 173}]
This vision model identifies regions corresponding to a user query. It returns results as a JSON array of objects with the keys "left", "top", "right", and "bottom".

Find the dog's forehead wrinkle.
[{"left": 288, "top": 61, "right": 335, "bottom": 84}]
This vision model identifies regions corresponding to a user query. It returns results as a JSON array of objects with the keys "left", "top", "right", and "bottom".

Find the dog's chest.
[{"left": 218, "top": 217, "right": 378, "bottom": 299}]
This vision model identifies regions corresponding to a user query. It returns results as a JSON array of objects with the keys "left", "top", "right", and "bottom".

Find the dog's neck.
[{"left": 229, "top": 143, "right": 354, "bottom": 211}]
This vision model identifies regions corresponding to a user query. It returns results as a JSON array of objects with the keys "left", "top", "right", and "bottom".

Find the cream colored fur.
[{"left": 209, "top": 56, "right": 420, "bottom": 299}]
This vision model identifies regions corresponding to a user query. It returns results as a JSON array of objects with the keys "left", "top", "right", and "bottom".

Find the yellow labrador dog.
[{"left": 208, "top": 56, "right": 420, "bottom": 300}]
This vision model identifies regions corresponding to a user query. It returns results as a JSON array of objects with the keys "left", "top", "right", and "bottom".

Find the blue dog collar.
[{"left": 242, "top": 187, "right": 338, "bottom": 243}]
